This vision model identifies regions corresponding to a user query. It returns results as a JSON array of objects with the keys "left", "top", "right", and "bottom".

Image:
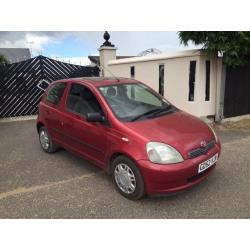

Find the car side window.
[
  {"left": 66, "top": 83, "right": 103, "bottom": 117},
  {"left": 46, "top": 83, "right": 66, "bottom": 105}
]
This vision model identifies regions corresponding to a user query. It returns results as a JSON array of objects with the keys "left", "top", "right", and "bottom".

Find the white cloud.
[
  {"left": 55, "top": 57, "right": 91, "bottom": 66},
  {"left": 0, "top": 31, "right": 65, "bottom": 55},
  {"left": 25, "top": 33, "right": 51, "bottom": 53},
  {"left": 0, "top": 31, "right": 199, "bottom": 58}
]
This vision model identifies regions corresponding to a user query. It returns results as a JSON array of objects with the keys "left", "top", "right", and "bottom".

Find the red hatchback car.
[{"left": 37, "top": 77, "right": 221, "bottom": 199}]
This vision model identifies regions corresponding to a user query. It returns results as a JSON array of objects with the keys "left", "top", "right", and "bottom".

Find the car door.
[
  {"left": 60, "top": 82, "right": 108, "bottom": 167},
  {"left": 43, "top": 82, "right": 67, "bottom": 143}
]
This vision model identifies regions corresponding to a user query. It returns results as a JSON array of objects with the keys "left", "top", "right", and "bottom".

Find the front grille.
[{"left": 188, "top": 140, "right": 215, "bottom": 158}]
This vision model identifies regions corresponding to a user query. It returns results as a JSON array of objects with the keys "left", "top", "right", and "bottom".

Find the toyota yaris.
[{"left": 37, "top": 77, "right": 221, "bottom": 200}]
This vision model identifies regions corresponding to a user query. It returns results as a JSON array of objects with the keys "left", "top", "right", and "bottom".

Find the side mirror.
[{"left": 86, "top": 112, "right": 105, "bottom": 123}]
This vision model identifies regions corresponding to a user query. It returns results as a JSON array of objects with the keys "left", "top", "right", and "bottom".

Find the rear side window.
[{"left": 46, "top": 83, "right": 66, "bottom": 105}]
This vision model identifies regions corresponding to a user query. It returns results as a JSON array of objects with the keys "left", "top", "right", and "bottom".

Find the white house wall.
[
  {"left": 197, "top": 55, "right": 218, "bottom": 117},
  {"left": 108, "top": 55, "right": 219, "bottom": 117}
]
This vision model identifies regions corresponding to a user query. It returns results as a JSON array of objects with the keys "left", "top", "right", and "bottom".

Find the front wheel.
[
  {"left": 39, "top": 127, "right": 57, "bottom": 153},
  {"left": 112, "top": 156, "right": 145, "bottom": 200}
]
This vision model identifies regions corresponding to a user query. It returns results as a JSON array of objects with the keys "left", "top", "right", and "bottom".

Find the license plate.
[{"left": 198, "top": 153, "right": 218, "bottom": 173}]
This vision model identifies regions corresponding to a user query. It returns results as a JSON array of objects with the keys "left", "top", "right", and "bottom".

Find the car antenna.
[{"left": 98, "top": 63, "right": 120, "bottom": 82}]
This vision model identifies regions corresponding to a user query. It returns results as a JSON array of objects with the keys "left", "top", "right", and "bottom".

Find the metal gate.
[
  {"left": 224, "top": 64, "right": 250, "bottom": 118},
  {"left": 0, "top": 56, "right": 99, "bottom": 118}
]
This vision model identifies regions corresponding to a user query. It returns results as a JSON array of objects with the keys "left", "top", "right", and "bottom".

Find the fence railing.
[{"left": 0, "top": 55, "right": 99, "bottom": 118}]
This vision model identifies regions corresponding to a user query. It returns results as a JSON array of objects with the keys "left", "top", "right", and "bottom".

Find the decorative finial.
[{"left": 101, "top": 31, "right": 114, "bottom": 47}]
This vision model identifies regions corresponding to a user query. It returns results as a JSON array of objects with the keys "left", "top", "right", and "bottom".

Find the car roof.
[{"left": 54, "top": 77, "right": 140, "bottom": 87}]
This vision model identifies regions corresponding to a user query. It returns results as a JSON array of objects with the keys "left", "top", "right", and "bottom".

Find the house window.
[
  {"left": 188, "top": 61, "right": 196, "bottom": 101},
  {"left": 130, "top": 66, "right": 135, "bottom": 78},
  {"left": 159, "top": 64, "right": 164, "bottom": 96},
  {"left": 205, "top": 60, "right": 210, "bottom": 101}
]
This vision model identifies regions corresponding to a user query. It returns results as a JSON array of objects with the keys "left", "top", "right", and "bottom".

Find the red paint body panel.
[
  {"left": 124, "top": 111, "right": 215, "bottom": 160},
  {"left": 37, "top": 78, "right": 221, "bottom": 195},
  {"left": 137, "top": 143, "right": 221, "bottom": 194}
]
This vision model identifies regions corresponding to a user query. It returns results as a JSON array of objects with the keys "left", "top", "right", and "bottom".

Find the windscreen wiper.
[
  {"left": 130, "top": 108, "right": 164, "bottom": 121},
  {"left": 147, "top": 105, "right": 174, "bottom": 118}
]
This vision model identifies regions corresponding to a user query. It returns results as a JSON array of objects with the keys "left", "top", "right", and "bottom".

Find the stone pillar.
[{"left": 98, "top": 31, "right": 117, "bottom": 77}]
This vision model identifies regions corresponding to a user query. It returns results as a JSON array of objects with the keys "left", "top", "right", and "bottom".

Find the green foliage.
[
  {"left": 178, "top": 31, "right": 250, "bottom": 66},
  {"left": 0, "top": 54, "right": 9, "bottom": 65}
]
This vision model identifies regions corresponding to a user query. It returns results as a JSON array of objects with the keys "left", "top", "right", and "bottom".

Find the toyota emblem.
[{"left": 200, "top": 140, "right": 207, "bottom": 147}]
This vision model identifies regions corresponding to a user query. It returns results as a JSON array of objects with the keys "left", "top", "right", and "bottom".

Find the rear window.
[{"left": 46, "top": 83, "right": 66, "bottom": 105}]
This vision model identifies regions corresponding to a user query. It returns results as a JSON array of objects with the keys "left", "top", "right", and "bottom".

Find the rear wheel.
[
  {"left": 39, "top": 127, "right": 57, "bottom": 153},
  {"left": 112, "top": 156, "right": 145, "bottom": 200}
]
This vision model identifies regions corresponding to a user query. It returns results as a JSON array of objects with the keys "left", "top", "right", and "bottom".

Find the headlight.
[
  {"left": 146, "top": 142, "right": 184, "bottom": 164},
  {"left": 209, "top": 126, "right": 218, "bottom": 142}
]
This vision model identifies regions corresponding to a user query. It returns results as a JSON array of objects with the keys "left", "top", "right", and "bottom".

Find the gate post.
[{"left": 98, "top": 31, "right": 117, "bottom": 77}]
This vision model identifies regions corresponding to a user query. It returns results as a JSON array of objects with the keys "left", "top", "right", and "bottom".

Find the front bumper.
[{"left": 137, "top": 142, "right": 221, "bottom": 195}]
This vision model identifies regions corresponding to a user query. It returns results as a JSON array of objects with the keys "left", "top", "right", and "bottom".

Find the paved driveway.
[{"left": 0, "top": 119, "right": 249, "bottom": 218}]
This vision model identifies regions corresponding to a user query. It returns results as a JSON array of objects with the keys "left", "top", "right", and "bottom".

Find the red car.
[{"left": 37, "top": 77, "right": 221, "bottom": 200}]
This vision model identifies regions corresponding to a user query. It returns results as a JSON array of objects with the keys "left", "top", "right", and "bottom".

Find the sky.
[{"left": 0, "top": 31, "right": 199, "bottom": 65}]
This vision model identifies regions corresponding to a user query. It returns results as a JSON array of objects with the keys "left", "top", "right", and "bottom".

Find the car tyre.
[
  {"left": 112, "top": 155, "right": 145, "bottom": 200},
  {"left": 39, "top": 126, "right": 57, "bottom": 153}
]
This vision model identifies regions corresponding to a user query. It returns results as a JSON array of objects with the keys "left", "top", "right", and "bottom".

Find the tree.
[
  {"left": 178, "top": 31, "right": 250, "bottom": 66},
  {"left": 0, "top": 54, "right": 9, "bottom": 65}
]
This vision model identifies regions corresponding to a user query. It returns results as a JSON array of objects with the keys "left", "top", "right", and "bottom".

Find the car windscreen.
[{"left": 98, "top": 83, "right": 176, "bottom": 122}]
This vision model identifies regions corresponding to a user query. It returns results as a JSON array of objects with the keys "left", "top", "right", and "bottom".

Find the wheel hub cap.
[
  {"left": 114, "top": 163, "right": 136, "bottom": 194},
  {"left": 40, "top": 130, "right": 49, "bottom": 150}
]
